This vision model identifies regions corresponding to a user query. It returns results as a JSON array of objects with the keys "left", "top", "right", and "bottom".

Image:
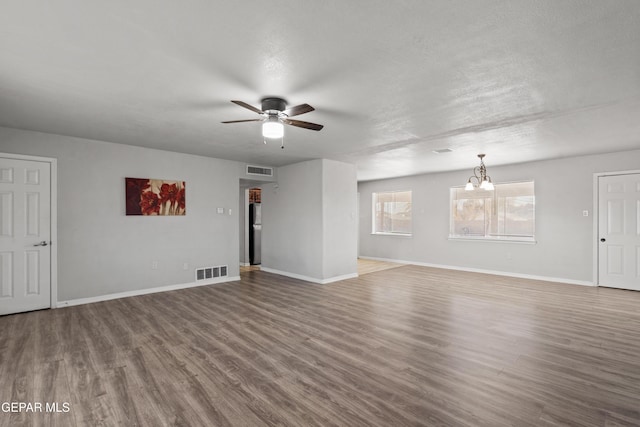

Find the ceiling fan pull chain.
[{"left": 281, "top": 136, "right": 285, "bottom": 149}]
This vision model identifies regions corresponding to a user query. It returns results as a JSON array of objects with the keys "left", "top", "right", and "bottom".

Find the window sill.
[
  {"left": 371, "top": 232, "right": 412, "bottom": 238},
  {"left": 449, "top": 236, "right": 536, "bottom": 244}
]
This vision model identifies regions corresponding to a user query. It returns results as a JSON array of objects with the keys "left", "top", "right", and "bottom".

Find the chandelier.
[{"left": 465, "top": 154, "right": 494, "bottom": 191}]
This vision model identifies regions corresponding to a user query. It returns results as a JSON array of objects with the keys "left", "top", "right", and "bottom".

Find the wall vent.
[
  {"left": 246, "top": 165, "right": 273, "bottom": 177},
  {"left": 195, "top": 265, "right": 228, "bottom": 281}
]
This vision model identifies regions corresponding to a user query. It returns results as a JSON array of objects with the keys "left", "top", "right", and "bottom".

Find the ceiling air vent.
[{"left": 246, "top": 165, "right": 273, "bottom": 177}]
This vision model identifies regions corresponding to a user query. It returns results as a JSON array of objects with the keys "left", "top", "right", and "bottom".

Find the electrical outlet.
[
  {"left": 152, "top": 260, "right": 158, "bottom": 270},
  {"left": 583, "top": 210, "right": 589, "bottom": 217}
]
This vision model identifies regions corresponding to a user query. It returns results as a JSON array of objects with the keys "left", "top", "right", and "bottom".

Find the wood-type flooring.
[{"left": 1, "top": 265, "right": 640, "bottom": 426}]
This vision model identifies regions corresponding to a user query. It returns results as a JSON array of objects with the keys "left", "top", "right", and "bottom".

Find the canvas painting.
[{"left": 126, "top": 178, "right": 186, "bottom": 216}]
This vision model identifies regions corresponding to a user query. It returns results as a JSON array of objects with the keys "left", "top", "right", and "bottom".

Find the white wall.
[
  {"left": 262, "top": 159, "right": 358, "bottom": 283},
  {"left": 358, "top": 149, "right": 640, "bottom": 284},
  {"left": 0, "top": 126, "right": 241, "bottom": 301}
]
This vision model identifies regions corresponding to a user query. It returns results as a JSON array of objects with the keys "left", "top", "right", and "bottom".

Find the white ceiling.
[{"left": 1, "top": 1, "right": 639, "bottom": 181}]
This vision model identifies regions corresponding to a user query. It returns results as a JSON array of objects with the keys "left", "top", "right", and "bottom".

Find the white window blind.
[
  {"left": 450, "top": 181, "right": 535, "bottom": 242},
  {"left": 372, "top": 190, "right": 412, "bottom": 235}
]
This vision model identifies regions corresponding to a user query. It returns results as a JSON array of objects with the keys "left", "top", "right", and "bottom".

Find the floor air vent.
[
  {"left": 246, "top": 165, "right": 273, "bottom": 177},
  {"left": 195, "top": 265, "right": 228, "bottom": 281}
]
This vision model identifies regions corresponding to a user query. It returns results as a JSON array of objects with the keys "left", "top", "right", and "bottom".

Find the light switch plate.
[{"left": 217, "top": 207, "right": 224, "bottom": 214}]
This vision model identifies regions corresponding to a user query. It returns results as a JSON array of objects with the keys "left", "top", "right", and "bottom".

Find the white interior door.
[
  {"left": 0, "top": 157, "right": 51, "bottom": 315},
  {"left": 598, "top": 173, "right": 640, "bottom": 291}
]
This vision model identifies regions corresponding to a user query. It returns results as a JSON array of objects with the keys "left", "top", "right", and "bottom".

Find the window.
[
  {"left": 449, "top": 181, "right": 535, "bottom": 242},
  {"left": 372, "top": 190, "right": 412, "bottom": 235}
]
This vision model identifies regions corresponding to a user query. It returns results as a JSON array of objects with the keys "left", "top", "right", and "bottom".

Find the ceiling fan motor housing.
[{"left": 261, "top": 97, "right": 287, "bottom": 114}]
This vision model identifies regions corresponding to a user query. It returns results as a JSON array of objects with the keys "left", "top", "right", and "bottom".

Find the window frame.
[
  {"left": 449, "top": 180, "right": 536, "bottom": 243},
  {"left": 371, "top": 190, "right": 413, "bottom": 237}
]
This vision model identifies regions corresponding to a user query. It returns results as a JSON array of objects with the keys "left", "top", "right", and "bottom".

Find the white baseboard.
[
  {"left": 239, "top": 262, "right": 250, "bottom": 267},
  {"left": 56, "top": 276, "right": 241, "bottom": 308},
  {"left": 321, "top": 272, "right": 359, "bottom": 284},
  {"left": 358, "top": 256, "right": 595, "bottom": 287},
  {"left": 260, "top": 267, "right": 358, "bottom": 285}
]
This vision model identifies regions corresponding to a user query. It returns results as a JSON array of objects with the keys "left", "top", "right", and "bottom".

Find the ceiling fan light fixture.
[
  {"left": 262, "top": 119, "right": 284, "bottom": 139},
  {"left": 223, "top": 98, "right": 323, "bottom": 144}
]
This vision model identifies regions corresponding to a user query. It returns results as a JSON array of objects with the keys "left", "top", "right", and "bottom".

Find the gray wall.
[
  {"left": 262, "top": 159, "right": 324, "bottom": 279},
  {"left": 322, "top": 159, "right": 358, "bottom": 279},
  {"left": 358, "top": 149, "right": 640, "bottom": 283},
  {"left": 0, "top": 126, "right": 241, "bottom": 301},
  {"left": 262, "top": 159, "right": 358, "bottom": 282}
]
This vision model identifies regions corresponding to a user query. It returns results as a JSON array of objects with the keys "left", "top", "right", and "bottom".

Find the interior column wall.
[{"left": 262, "top": 158, "right": 358, "bottom": 283}]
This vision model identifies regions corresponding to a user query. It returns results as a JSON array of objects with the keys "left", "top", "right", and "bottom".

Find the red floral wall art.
[{"left": 125, "top": 178, "right": 186, "bottom": 216}]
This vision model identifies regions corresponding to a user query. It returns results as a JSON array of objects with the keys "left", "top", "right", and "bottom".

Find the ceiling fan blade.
[
  {"left": 221, "top": 119, "right": 263, "bottom": 124},
  {"left": 283, "top": 118, "right": 324, "bottom": 131},
  {"left": 282, "top": 103, "right": 314, "bottom": 117},
  {"left": 231, "top": 100, "right": 264, "bottom": 115}
]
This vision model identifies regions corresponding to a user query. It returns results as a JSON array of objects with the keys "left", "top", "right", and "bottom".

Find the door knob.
[
  {"left": 600, "top": 238, "right": 606, "bottom": 242},
  {"left": 33, "top": 241, "right": 49, "bottom": 246}
]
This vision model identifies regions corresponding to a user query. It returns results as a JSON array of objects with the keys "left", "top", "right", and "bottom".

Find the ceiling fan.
[{"left": 222, "top": 97, "right": 323, "bottom": 147}]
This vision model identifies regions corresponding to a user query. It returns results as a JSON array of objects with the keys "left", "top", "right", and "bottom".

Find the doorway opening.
[
  {"left": 248, "top": 188, "right": 262, "bottom": 265},
  {"left": 239, "top": 180, "right": 266, "bottom": 270}
]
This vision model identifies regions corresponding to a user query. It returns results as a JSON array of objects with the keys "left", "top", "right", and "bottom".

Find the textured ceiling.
[{"left": 1, "top": 1, "right": 639, "bottom": 181}]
